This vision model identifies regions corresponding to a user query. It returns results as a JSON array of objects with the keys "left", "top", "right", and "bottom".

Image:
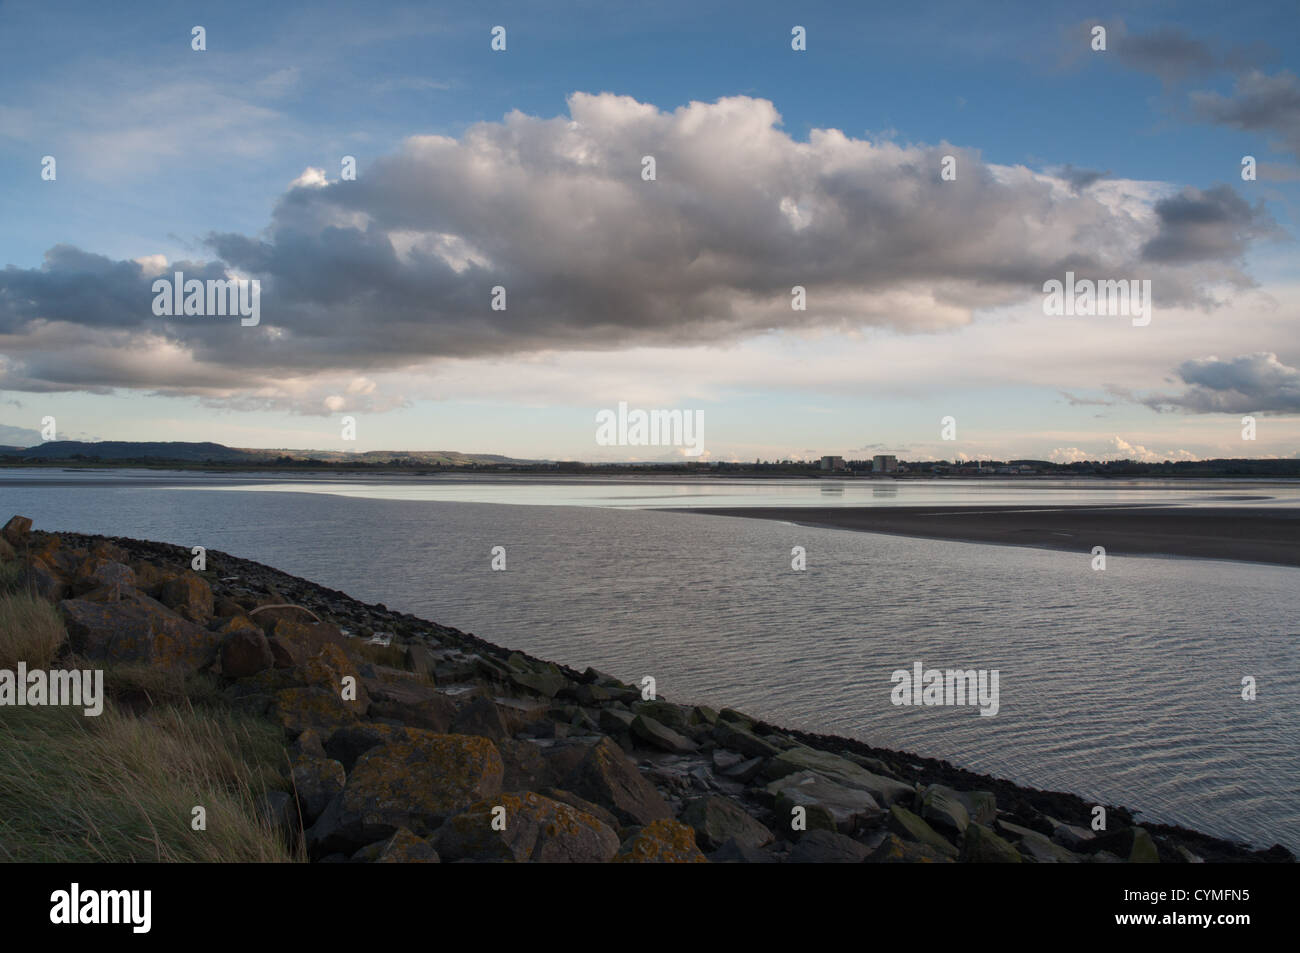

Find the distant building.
[
  {"left": 820, "top": 455, "right": 846, "bottom": 471},
  {"left": 872, "top": 454, "right": 898, "bottom": 473}
]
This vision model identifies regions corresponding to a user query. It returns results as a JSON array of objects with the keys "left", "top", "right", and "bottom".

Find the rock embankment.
[{"left": 2, "top": 515, "right": 1292, "bottom": 864}]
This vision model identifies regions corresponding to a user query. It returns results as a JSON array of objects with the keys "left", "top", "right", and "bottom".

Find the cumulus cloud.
[
  {"left": 1140, "top": 184, "right": 1280, "bottom": 263},
  {"left": 1143, "top": 352, "right": 1300, "bottom": 414},
  {"left": 1048, "top": 437, "right": 1197, "bottom": 464},
  {"left": 1192, "top": 70, "right": 1300, "bottom": 160},
  {"left": 0, "top": 93, "right": 1282, "bottom": 407}
]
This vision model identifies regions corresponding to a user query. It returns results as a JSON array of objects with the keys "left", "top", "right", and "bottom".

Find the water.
[{"left": 3, "top": 469, "right": 1297, "bottom": 851}]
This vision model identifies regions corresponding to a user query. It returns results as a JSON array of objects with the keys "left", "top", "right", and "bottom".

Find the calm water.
[{"left": 3, "top": 470, "right": 1298, "bottom": 851}]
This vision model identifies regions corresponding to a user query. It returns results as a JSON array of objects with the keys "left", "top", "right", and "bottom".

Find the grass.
[
  {"left": 0, "top": 558, "right": 25, "bottom": 595},
  {"left": 0, "top": 701, "right": 299, "bottom": 862},
  {"left": 0, "top": 580, "right": 301, "bottom": 863},
  {"left": 0, "top": 590, "right": 67, "bottom": 670}
]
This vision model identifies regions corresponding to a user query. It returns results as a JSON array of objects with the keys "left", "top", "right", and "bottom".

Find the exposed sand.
[{"left": 675, "top": 504, "right": 1300, "bottom": 568}]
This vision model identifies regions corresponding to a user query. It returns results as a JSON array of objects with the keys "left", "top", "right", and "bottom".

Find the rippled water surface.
[{"left": 4, "top": 470, "right": 1297, "bottom": 851}]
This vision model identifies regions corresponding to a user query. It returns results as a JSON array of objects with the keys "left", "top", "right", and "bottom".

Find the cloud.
[
  {"left": 1140, "top": 184, "right": 1280, "bottom": 264},
  {"left": 1192, "top": 70, "right": 1300, "bottom": 160},
  {"left": 1052, "top": 164, "right": 1110, "bottom": 193},
  {"left": 1048, "top": 437, "right": 1197, "bottom": 464},
  {"left": 1143, "top": 352, "right": 1300, "bottom": 414},
  {"left": 0, "top": 423, "right": 42, "bottom": 446},
  {"left": 0, "top": 93, "right": 1282, "bottom": 405}
]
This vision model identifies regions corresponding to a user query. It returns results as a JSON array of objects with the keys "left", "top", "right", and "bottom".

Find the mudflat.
[{"left": 677, "top": 504, "right": 1300, "bottom": 568}]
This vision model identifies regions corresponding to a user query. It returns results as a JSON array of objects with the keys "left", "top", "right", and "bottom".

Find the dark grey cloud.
[
  {"left": 0, "top": 93, "right": 1281, "bottom": 402},
  {"left": 1192, "top": 70, "right": 1300, "bottom": 159},
  {"left": 1143, "top": 353, "right": 1300, "bottom": 413},
  {"left": 1140, "top": 184, "right": 1280, "bottom": 263},
  {"left": 1114, "top": 26, "right": 1216, "bottom": 83}
]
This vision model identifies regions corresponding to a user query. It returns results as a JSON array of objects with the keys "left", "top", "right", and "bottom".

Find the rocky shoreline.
[{"left": 3, "top": 515, "right": 1293, "bottom": 863}]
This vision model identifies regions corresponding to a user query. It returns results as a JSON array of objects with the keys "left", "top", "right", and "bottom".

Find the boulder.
[
  {"left": 308, "top": 732, "right": 504, "bottom": 854},
  {"left": 680, "top": 796, "right": 774, "bottom": 851},
  {"left": 70, "top": 558, "right": 136, "bottom": 597},
  {"left": 764, "top": 747, "right": 914, "bottom": 805},
  {"left": 372, "top": 828, "right": 440, "bottom": 863},
  {"left": 451, "top": 696, "right": 511, "bottom": 741},
  {"left": 158, "top": 572, "right": 214, "bottom": 622},
  {"left": 886, "top": 804, "right": 959, "bottom": 858},
  {"left": 272, "top": 687, "right": 362, "bottom": 737},
  {"left": 60, "top": 595, "right": 221, "bottom": 673},
  {"left": 866, "top": 832, "right": 956, "bottom": 863},
  {"left": 920, "top": 784, "right": 971, "bottom": 838},
  {"left": 323, "top": 722, "right": 417, "bottom": 771},
  {"left": 630, "top": 714, "right": 698, "bottom": 754},
  {"left": 434, "top": 791, "right": 620, "bottom": 863},
  {"left": 266, "top": 618, "right": 347, "bottom": 665},
  {"left": 960, "top": 823, "right": 1023, "bottom": 863},
  {"left": 713, "top": 720, "right": 781, "bottom": 760},
  {"left": 25, "top": 557, "right": 68, "bottom": 601},
  {"left": 220, "top": 626, "right": 275, "bottom": 678},
  {"left": 292, "top": 757, "right": 346, "bottom": 825},
  {"left": 766, "top": 770, "right": 882, "bottom": 835},
  {"left": 998, "top": 821, "right": 1082, "bottom": 863},
  {"left": 613, "top": 819, "right": 708, "bottom": 863},
  {"left": 2, "top": 515, "right": 32, "bottom": 545},
  {"left": 789, "top": 829, "right": 872, "bottom": 863},
  {"left": 562, "top": 736, "right": 672, "bottom": 827}
]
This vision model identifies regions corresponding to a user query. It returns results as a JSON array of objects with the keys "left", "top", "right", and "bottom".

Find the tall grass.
[
  {"left": 0, "top": 701, "right": 300, "bottom": 862},
  {"left": 0, "top": 590, "right": 66, "bottom": 670}
]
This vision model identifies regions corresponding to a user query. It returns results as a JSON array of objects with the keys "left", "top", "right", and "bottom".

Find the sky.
[{"left": 1, "top": 0, "right": 1298, "bottom": 463}]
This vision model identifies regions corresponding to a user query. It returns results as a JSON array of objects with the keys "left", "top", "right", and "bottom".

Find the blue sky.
[{"left": 1, "top": 0, "right": 1298, "bottom": 461}]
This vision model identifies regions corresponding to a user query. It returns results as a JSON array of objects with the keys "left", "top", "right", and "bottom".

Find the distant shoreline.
[{"left": 673, "top": 504, "right": 1300, "bottom": 568}]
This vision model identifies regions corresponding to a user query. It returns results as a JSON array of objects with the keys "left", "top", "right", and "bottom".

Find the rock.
[
  {"left": 24, "top": 557, "right": 68, "bottom": 601},
  {"left": 538, "top": 788, "right": 620, "bottom": 833},
  {"left": 308, "top": 732, "right": 504, "bottom": 854},
  {"left": 920, "top": 784, "right": 971, "bottom": 837},
  {"left": 680, "top": 796, "right": 774, "bottom": 851},
  {"left": 866, "top": 832, "right": 956, "bottom": 863},
  {"left": 633, "top": 700, "right": 691, "bottom": 732},
  {"left": 264, "top": 618, "right": 346, "bottom": 664},
  {"left": 491, "top": 695, "right": 551, "bottom": 733},
  {"left": 434, "top": 791, "right": 620, "bottom": 863},
  {"left": 292, "top": 757, "right": 346, "bottom": 825},
  {"left": 997, "top": 821, "right": 1082, "bottom": 863},
  {"left": 300, "top": 644, "right": 368, "bottom": 710},
  {"left": 599, "top": 708, "right": 635, "bottom": 734},
  {"left": 613, "top": 819, "right": 708, "bottom": 863},
  {"left": 708, "top": 838, "right": 778, "bottom": 863},
  {"left": 130, "top": 561, "right": 170, "bottom": 596},
  {"left": 0, "top": 536, "right": 16, "bottom": 561},
  {"left": 451, "top": 696, "right": 511, "bottom": 741},
  {"left": 372, "top": 828, "right": 440, "bottom": 863},
  {"left": 720, "top": 755, "right": 766, "bottom": 783},
  {"left": 630, "top": 714, "right": 698, "bottom": 754},
  {"left": 508, "top": 671, "right": 571, "bottom": 698},
  {"left": 764, "top": 747, "right": 914, "bottom": 806},
  {"left": 960, "top": 823, "right": 1023, "bottom": 863},
  {"left": 789, "top": 829, "right": 872, "bottom": 863},
  {"left": 60, "top": 595, "right": 221, "bottom": 673},
  {"left": 158, "top": 572, "right": 214, "bottom": 622},
  {"left": 213, "top": 596, "right": 246, "bottom": 618},
  {"left": 563, "top": 736, "right": 672, "bottom": 827},
  {"left": 766, "top": 770, "right": 882, "bottom": 835},
  {"left": 221, "top": 626, "right": 275, "bottom": 678},
  {"left": 323, "top": 723, "right": 417, "bottom": 771},
  {"left": 886, "top": 804, "right": 959, "bottom": 858},
  {"left": 2, "top": 515, "right": 32, "bottom": 545},
  {"left": 71, "top": 558, "right": 136, "bottom": 597},
  {"left": 272, "top": 687, "right": 361, "bottom": 737},
  {"left": 713, "top": 720, "right": 781, "bottom": 760}
]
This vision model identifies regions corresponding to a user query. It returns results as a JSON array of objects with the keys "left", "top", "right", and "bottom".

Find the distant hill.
[{"left": 0, "top": 441, "right": 534, "bottom": 466}]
